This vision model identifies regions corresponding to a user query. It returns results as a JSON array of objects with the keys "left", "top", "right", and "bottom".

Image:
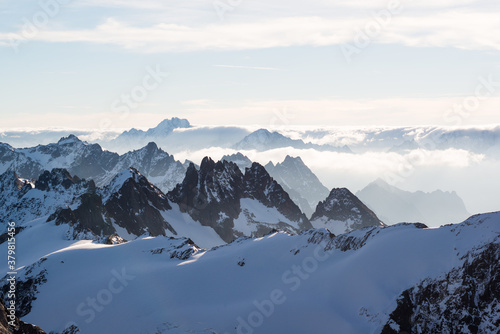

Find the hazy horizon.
[{"left": 2, "top": 1, "right": 500, "bottom": 128}]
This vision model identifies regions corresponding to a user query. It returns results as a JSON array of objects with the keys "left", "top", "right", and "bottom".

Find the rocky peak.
[
  {"left": 264, "top": 155, "right": 330, "bottom": 218},
  {"left": 35, "top": 168, "right": 84, "bottom": 191},
  {"left": 102, "top": 168, "right": 166, "bottom": 205},
  {"left": 144, "top": 141, "right": 159, "bottom": 152},
  {"left": 244, "top": 162, "right": 310, "bottom": 226},
  {"left": 103, "top": 169, "right": 175, "bottom": 236},
  {"left": 56, "top": 134, "right": 82, "bottom": 146},
  {"left": 282, "top": 155, "right": 303, "bottom": 166},
  {"left": 169, "top": 158, "right": 311, "bottom": 242},
  {"left": 311, "top": 187, "right": 384, "bottom": 234},
  {"left": 51, "top": 168, "right": 176, "bottom": 240},
  {"left": 0, "top": 169, "right": 95, "bottom": 228},
  {"left": 146, "top": 117, "right": 191, "bottom": 136},
  {"left": 221, "top": 152, "right": 252, "bottom": 172},
  {"left": 243, "top": 162, "right": 277, "bottom": 197},
  {"left": 0, "top": 142, "right": 14, "bottom": 152},
  {"left": 198, "top": 158, "right": 244, "bottom": 203}
]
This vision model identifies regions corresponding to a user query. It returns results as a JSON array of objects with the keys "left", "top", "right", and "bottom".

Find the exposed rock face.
[
  {"left": 49, "top": 192, "right": 114, "bottom": 238},
  {"left": 0, "top": 297, "right": 46, "bottom": 334},
  {"left": 310, "top": 188, "right": 385, "bottom": 235},
  {"left": 265, "top": 155, "right": 330, "bottom": 217},
  {"left": 382, "top": 242, "right": 500, "bottom": 334},
  {"left": 168, "top": 158, "right": 244, "bottom": 242},
  {"left": 102, "top": 168, "right": 175, "bottom": 237},
  {"left": 1, "top": 166, "right": 224, "bottom": 248},
  {"left": 169, "top": 158, "right": 311, "bottom": 242},
  {"left": 1, "top": 258, "right": 48, "bottom": 320},
  {"left": 243, "top": 162, "right": 309, "bottom": 227},
  {"left": 49, "top": 168, "right": 176, "bottom": 239},
  {"left": 35, "top": 168, "right": 85, "bottom": 191}
]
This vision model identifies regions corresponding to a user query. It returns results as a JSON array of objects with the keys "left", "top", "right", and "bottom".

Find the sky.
[{"left": 1, "top": 0, "right": 500, "bottom": 129}]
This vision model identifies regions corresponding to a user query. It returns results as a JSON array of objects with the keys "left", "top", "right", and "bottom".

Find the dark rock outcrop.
[
  {"left": 0, "top": 297, "right": 46, "bottom": 334},
  {"left": 169, "top": 158, "right": 311, "bottom": 242},
  {"left": 382, "top": 243, "right": 500, "bottom": 334},
  {"left": 49, "top": 168, "right": 177, "bottom": 239}
]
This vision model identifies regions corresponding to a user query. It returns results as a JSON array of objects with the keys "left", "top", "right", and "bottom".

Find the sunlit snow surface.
[{"left": 1, "top": 212, "right": 498, "bottom": 334}]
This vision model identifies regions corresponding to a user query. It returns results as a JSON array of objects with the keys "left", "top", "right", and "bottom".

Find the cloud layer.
[{"left": 1, "top": 1, "right": 499, "bottom": 52}]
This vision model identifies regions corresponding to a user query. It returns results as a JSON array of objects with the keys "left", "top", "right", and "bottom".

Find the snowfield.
[{"left": 1, "top": 212, "right": 498, "bottom": 334}]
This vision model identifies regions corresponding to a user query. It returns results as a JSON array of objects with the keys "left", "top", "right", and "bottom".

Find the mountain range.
[
  {"left": 223, "top": 153, "right": 330, "bottom": 217},
  {"left": 0, "top": 132, "right": 498, "bottom": 333},
  {"left": 0, "top": 143, "right": 384, "bottom": 246},
  {"left": 1, "top": 135, "right": 473, "bottom": 232},
  {"left": 0, "top": 135, "right": 186, "bottom": 194},
  {"left": 2, "top": 119, "right": 500, "bottom": 158}
]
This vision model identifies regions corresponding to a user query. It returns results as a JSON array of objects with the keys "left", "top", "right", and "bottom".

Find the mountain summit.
[
  {"left": 168, "top": 158, "right": 311, "bottom": 242},
  {"left": 310, "top": 187, "right": 385, "bottom": 234},
  {"left": 265, "top": 155, "right": 330, "bottom": 217}
]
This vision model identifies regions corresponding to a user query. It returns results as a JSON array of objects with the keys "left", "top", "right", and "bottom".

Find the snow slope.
[{"left": 2, "top": 212, "right": 498, "bottom": 334}]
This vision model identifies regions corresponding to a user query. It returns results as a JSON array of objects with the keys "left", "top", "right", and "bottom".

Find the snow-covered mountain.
[
  {"left": 1, "top": 211, "right": 498, "bottom": 334},
  {"left": 0, "top": 169, "right": 94, "bottom": 231},
  {"left": 100, "top": 142, "right": 186, "bottom": 193},
  {"left": 3, "top": 123, "right": 500, "bottom": 157},
  {"left": 265, "top": 155, "right": 330, "bottom": 217},
  {"left": 168, "top": 157, "right": 312, "bottom": 242},
  {"left": 51, "top": 167, "right": 224, "bottom": 248},
  {"left": 1, "top": 157, "right": 386, "bottom": 248},
  {"left": 0, "top": 136, "right": 186, "bottom": 194},
  {"left": 221, "top": 154, "right": 330, "bottom": 217},
  {"left": 105, "top": 118, "right": 251, "bottom": 154},
  {"left": 0, "top": 167, "right": 223, "bottom": 248},
  {"left": 310, "top": 187, "right": 385, "bottom": 235},
  {"left": 0, "top": 143, "right": 44, "bottom": 179},
  {"left": 381, "top": 213, "right": 500, "bottom": 333},
  {"left": 15, "top": 135, "right": 119, "bottom": 181},
  {"left": 233, "top": 129, "right": 352, "bottom": 152},
  {"left": 356, "top": 178, "right": 470, "bottom": 226},
  {"left": 109, "top": 117, "right": 191, "bottom": 150}
]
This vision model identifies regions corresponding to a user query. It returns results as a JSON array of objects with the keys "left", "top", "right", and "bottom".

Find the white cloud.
[{"left": 2, "top": 10, "right": 500, "bottom": 52}]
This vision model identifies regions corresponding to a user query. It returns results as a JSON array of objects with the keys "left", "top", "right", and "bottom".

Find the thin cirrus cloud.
[
  {"left": 1, "top": 10, "right": 499, "bottom": 52},
  {"left": 213, "top": 65, "right": 282, "bottom": 71}
]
